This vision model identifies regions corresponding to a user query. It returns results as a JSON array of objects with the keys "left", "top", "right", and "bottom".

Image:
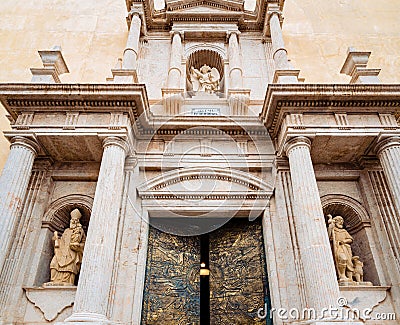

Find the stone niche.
[
  {"left": 322, "top": 194, "right": 380, "bottom": 286},
  {"left": 186, "top": 47, "right": 225, "bottom": 97},
  {"left": 23, "top": 194, "right": 93, "bottom": 323}
]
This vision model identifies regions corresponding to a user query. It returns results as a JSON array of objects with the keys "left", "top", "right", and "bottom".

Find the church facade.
[{"left": 0, "top": 0, "right": 399, "bottom": 324}]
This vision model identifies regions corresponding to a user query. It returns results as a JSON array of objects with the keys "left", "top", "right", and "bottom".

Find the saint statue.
[
  {"left": 190, "top": 64, "right": 221, "bottom": 94},
  {"left": 327, "top": 215, "right": 355, "bottom": 283},
  {"left": 46, "top": 208, "right": 86, "bottom": 286}
]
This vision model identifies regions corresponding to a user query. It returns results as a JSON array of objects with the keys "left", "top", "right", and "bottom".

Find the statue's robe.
[{"left": 50, "top": 227, "right": 85, "bottom": 285}]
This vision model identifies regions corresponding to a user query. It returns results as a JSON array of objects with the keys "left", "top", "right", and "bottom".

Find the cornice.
[
  {"left": 261, "top": 84, "right": 400, "bottom": 139},
  {"left": 0, "top": 83, "right": 268, "bottom": 138},
  {"left": 125, "top": 0, "right": 284, "bottom": 34}
]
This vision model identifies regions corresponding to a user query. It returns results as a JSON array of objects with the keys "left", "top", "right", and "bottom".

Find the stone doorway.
[{"left": 141, "top": 218, "right": 271, "bottom": 324}]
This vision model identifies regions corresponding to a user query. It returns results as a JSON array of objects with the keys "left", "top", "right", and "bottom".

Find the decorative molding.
[
  {"left": 15, "top": 112, "right": 34, "bottom": 130},
  {"left": 289, "top": 113, "right": 305, "bottom": 129},
  {"left": 200, "top": 138, "right": 212, "bottom": 156},
  {"left": 261, "top": 84, "right": 400, "bottom": 138},
  {"left": 24, "top": 286, "right": 76, "bottom": 321},
  {"left": 237, "top": 140, "right": 248, "bottom": 157},
  {"left": 125, "top": 0, "right": 278, "bottom": 34},
  {"left": 334, "top": 113, "right": 350, "bottom": 130},
  {"left": 137, "top": 167, "right": 274, "bottom": 194},
  {"left": 64, "top": 112, "right": 79, "bottom": 130},
  {"left": 109, "top": 112, "right": 125, "bottom": 130},
  {"left": 140, "top": 192, "right": 271, "bottom": 200},
  {"left": 378, "top": 113, "right": 398, "bottom": 130}
]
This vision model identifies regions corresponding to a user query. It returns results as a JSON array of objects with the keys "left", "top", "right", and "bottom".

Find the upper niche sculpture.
[
  {"left": 190, "top": 64, "right": 221, "bottom": 94},
  {"left": 327, "top": 214, "right": 372, "bottom": 286}
]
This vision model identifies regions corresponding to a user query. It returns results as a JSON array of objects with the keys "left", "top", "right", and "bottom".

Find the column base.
[
  {"left": 273, "top": 69, "right": 300, "bottom": 83},
  {"left": 62, "top": 312, "right": 112, "bottom": 325}
]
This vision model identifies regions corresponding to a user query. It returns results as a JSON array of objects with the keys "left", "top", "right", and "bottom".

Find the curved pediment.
[
  {"left": 128, "top": 0, "right": 278, "bottom": 33},
  {"left": 165, "top": 0, "right": 244, "bottom": 13},
  {"left": 137, "top": 167, "right": 273, "bottom": 200}
]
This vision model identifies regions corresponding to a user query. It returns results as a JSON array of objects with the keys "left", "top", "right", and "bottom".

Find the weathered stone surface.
[{"left": 24, "top": 286, "right": 76, "bottom": 322}]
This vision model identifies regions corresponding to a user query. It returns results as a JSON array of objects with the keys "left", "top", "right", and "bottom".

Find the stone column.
[
  {"left": 0, "top": 136, "right": 39, "bottom": 272},
  {"left": 285, "top": 137, "right": 340, "bottom": 312},
  {"left": 227, "top": 31, "right": 243, "bottom": 89},
  {"left": 66, "top": 137, "right": 128, "bottom": 324},
  {"left": 122, "top": 11, "right": 141, "bottom": 70},
  {"left": 376, "top": 137, "right": 400, "bottom": 214},
  {"left": 268, "top": 4, "right": 299, "bottom": 83},
  {"left": 167, "top": 31, "right": 183, "bottom": 89},
  {"left": 269, "top": 11, "right": 289, "bottom": 70}
]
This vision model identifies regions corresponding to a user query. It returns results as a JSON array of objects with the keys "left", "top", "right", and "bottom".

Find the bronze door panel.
[
  {"left": 209, "top": 218, "right": 268, "bottom": 324},
  {"left": 141, "top": 227, "right": 200, "bottom": 324}
]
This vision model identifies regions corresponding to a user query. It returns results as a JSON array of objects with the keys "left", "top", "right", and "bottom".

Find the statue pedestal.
[
  {"left": 191, "top": 91, "right": 219, "bottom": 100},
  {"left": 24, "top": 286, "right": 76, "bottom": 322}
]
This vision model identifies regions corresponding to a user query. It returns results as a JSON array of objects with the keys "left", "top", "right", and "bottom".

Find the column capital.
[
  {"left": 127, "top": 8, "right": 144, "bottom": 32},
  {"left": 103, "top": 136, "right": 129, "bottom": 155},
  {"left": 375, "top": 136, "right": 400, "bottom": 155},
  {"left": 170, "top": 30, "right": 184, "bottom": 40},
  {"left": 284, "top": 136, "right": 312, "bottom": 156},
  {"left": 226, "top": 30, "right": 240, "bottom": 42},
  {"left": 10, "top": 136, "right": 40, "bottom": 156},
  {"left": 267, "top": 3, "right": 283, "bottom": 23},
  {"left": 128, "top": 8, "right": 142, "bottom": 21}
]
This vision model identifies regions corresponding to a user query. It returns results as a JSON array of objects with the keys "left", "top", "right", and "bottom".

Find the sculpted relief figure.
[
  {"left": 327, "top": 215, "right": 372, "bottom": 286},
  {"left": 46, "top": 208, "right": 86, "bottom": 286},
  {"left": 190, "top": 64, "right": 221, "bottom": 94},
  {"left": 328, "top": 215, "right": 354, "bottom": 282}
]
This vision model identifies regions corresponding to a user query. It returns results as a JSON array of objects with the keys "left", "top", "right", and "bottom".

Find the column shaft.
[
  {"left": 269, "top": 12, "right": 290, "bottom": 70},
  {"left": 67, "top": 137, "right": 128, "bottom": 323},
  {"left": 285, "top": 137, "right": 340, "bottom": 311},
  {"left": 0, "top": 137, "right": 38, "bottom": 272},
  {"left": 228, "top": 32, "right": 243, "bottom": 89},
  {"left": 167, "top": 32, "right": 183, "bottom": 89},
  {"left": 376, "top": 137, "right": 400, "bottom": 214},
  {"left": 122, "top": 13, "right": 141, "bottom": 70}
]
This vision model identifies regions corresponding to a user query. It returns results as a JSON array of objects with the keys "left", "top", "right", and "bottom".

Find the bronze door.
[
  {"left": 141, "top": 227, "right": 200, "bottom": 324},
  {"left": 209, "top": 218, "right": 269, "bottom": 324},
  {"left": 141, "top": 219, "right": 271, "bottom": 324}
]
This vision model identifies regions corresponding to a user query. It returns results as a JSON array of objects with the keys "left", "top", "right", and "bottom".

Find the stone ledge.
[{"left": 339, "top": 286, "right": 391, "bottom": 313}]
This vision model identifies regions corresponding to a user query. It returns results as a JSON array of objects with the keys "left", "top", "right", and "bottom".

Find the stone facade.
[{"left": 0, "top": 0, "right": 399, "bottom": 324}]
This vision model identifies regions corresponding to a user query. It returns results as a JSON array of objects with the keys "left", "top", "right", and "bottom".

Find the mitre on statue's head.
[{"left": 70, "top": 208, "right": 82, "bottom": 220}]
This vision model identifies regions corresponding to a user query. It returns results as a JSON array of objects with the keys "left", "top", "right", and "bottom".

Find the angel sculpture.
[{"left": 190, "top": 64, "right": 221, "bottom": 94}]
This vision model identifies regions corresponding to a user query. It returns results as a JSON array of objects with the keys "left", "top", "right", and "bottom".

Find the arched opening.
[
  {"left": 35, "top": 195, "right": 93, "bottom": 286},
  {"left": 186, "top": 49, "right": 225, "bottom": 97},
  {"left": 322, "top": 195, "right": 380, "bottom": 285}
]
